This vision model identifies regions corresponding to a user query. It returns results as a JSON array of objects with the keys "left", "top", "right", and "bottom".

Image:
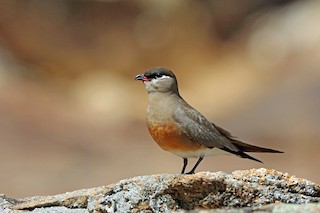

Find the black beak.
[{"left": 135, "top": 73, "right": 144, "bottom": 81}]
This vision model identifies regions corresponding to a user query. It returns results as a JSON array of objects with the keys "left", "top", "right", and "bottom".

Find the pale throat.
[{"left": 146, "top": 92, "right": 179, "bottom": 125}]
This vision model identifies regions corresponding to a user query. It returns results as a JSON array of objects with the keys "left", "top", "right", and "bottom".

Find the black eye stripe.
[
  {"left": 147, "top": 72, "right": 164, "bottom": 79},
  {"left": 156, "top": 73, "right": 163, "bottom": 77}
]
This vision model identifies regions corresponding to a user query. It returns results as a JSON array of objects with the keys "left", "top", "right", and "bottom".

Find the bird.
[{"left": 135, "top": 67, "right": 283, "bottom": 174}]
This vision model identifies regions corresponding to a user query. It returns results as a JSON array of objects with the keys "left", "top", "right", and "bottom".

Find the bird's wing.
[
  {"left": 173, "top": 103, "right": 239, "bottom": 152},
  {"left": 214, "top": 124, "right": 283, "bottom": 153}
]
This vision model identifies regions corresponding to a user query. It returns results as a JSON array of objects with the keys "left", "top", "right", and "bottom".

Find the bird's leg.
[
  {"left": 186, "top": 156, "right": 204, "bottom": 174},
  {"left": 181, "top": 158, "right": 188, "bottom": 174}
]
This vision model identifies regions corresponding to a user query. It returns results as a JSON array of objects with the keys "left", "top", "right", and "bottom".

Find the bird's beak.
[{"left": 135, "top": 73, "right": 145, "bottom": 81}]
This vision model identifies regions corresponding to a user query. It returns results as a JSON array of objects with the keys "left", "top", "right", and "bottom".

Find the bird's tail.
[
  {"left": 214, "top": 124, "right": 283, "bottom": 153},
  {"left": 231, "top": 140, "right": 283, "bottom": 153},
  {"left": 220, "top": 147, "right": 264, "bottom": 163},
  {"left": 215, "top": 124, "right": 283, "bottom": 163},
  {"left": 221, "top": 140, "right": 283, "bottom": 164}
]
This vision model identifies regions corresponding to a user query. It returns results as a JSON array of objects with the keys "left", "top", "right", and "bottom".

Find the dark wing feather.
[
  {"left": 173, "top": 102, "right": 239, "bottom": 152},
  {"left": 173, "top": 100, "right": 282, "bottom": 162},
  {"left": 214, "top": 124, "right": 283, "bottom": 153}
]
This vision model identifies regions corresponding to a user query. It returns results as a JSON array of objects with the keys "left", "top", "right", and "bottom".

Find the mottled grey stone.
[{"left": 1, "top": 168, "right": 319, "bottom": 212}]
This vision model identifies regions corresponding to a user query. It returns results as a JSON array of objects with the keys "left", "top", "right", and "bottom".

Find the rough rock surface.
[{"left": 1, "top": 168, "right": 319, "bottom": 212}]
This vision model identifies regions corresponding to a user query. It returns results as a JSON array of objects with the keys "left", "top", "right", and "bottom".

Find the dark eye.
[
  {"left": 146, "top": 72, "right": 166, "bottom": 79},
  {"left": 155, "top": 73, "right": 163, "bottom": 78}
]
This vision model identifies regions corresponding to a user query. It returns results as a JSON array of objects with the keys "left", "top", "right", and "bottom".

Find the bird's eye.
[
  {"left": 147, "top": 72, "right": 168, "bottom": 79},
  {"left": 155, "top": 73, "right": 163, "bottom": 78}
]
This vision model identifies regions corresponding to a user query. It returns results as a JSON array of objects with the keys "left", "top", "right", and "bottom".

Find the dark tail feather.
[
  {"left": 215, "top": 123, "right": 283, "bottom": 162},
  {"left": 231, "top": 140, "right": 283, "bottom": 153},
  {"left": 214, "top": 124, "right": 283, "bottom": 153},
  {"left": 221, "top": 147, "right": 263, "bottom": 163}
]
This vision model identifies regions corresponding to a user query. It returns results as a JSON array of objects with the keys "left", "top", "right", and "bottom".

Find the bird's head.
[{"left": 135, "top": 67, "right": 179, "bottom": 94}]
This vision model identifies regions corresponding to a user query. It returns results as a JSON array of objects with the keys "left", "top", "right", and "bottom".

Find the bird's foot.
[{"left": 185, "top": 170, "right": 195, "bottom": 175}]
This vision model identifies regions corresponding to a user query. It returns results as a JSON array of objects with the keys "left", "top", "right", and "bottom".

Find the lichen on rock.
[{"left": 1, "top": 168, "right": 319, "bottom": 212}]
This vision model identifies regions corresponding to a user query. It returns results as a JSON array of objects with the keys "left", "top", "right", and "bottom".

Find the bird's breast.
[
  {"left": 145, "top": 93, "right": 206, "bottom": 155},
  {"left": 147, "top": 123, "right": 204, "bottom": 153}
]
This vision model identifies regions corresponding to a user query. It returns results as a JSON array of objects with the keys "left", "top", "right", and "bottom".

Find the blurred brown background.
[{"left": 0, "top": 0, "right": 319, "bottom": 198}]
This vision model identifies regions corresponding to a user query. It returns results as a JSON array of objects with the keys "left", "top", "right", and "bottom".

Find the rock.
[
  {"left": 178, "top": 203, "right": 320, "bottom": 213},
  {"left": 1, "top": 168, "right": 319, "bottom": 212}
]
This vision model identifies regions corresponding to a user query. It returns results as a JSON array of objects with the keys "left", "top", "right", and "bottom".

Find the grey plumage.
[{"left": 135, "top": 67, "right": 283, "bottom": 174}]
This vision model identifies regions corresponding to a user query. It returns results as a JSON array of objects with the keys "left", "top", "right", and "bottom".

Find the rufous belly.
[
  {"left": 147, "top": 123, "right": 231, "bottom": 158},
  {"left": 147, "top": 123, "right": 204, "bottom": 152}
]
